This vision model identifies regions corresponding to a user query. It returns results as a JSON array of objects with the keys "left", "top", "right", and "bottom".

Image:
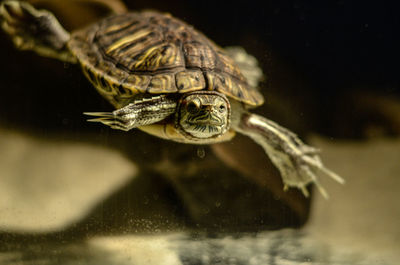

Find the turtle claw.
[
  {"left": 84, "top": 111, "right": 133, "bottom": 131},
  {"left": 301, "top": 155, "right": 345, "bottom": 185},
  {"left": 0, "top": 1, "right": 37, "bottom": 49},
  {"left": 84, "top": 112, "right": 115, "bottom": 119},
  {"left": 84, "top": 112, "right": 118, "bottom": 125},
  {"left": 1, "top": 1, "right": 27, "bottom": 24},
  {"left": 300, "top": 186, "right": 310, "bottom": 198},
  {"left": 86, "top": 117, "right": 111, "bottom": 123}
]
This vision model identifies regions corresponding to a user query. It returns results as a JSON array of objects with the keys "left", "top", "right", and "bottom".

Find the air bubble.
[{"left": 197, "top": 147, "right": 205, "bottom": 158}]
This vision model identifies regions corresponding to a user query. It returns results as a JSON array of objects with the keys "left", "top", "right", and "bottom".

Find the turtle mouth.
[
  {"left": 185, "top": 124, "right": 224, "bottom": 136},
  {"left": 188, "top": 113, "right": 225, "bottom": 127},
  {"left": 188, "top": 121, "right": 224, "bottom": 126}
]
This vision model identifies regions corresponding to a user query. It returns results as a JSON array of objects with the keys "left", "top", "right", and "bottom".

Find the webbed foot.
[
  {"left": 0, "top": 0, "right": 74, "bottom": 62},
  {"left": 235, "top": 112, "right": 344, "bottom": 198}
]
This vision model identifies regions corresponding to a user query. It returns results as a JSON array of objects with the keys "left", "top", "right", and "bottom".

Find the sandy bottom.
[{"left": 0, "top": 127, "right": 398, "bottom": 264}]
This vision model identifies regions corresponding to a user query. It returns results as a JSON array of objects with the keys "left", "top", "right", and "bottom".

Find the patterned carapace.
[{"left": 68, "top": 12, "right": 264, "bottom": 108}]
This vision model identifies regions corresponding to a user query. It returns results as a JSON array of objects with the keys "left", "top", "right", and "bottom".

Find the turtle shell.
[{"left": 68, "top": 11, "right": 264, "bottom": 108}]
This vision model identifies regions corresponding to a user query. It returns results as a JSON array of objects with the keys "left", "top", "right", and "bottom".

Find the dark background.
[
  {"left": 1, "top": 0, "right": 399, "bottom": 137},
  {"left": 126, "top": 0, "right": 400, "bottom": 137}
]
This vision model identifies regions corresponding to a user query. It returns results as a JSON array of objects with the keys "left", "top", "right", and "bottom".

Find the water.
[{"left": 0, "top": 0, "right": 399, "bottom": 264}]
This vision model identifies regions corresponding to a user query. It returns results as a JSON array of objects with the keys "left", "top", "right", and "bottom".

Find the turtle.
[{"left": 0, "top": 0, "right": 344, "bottom": 198}]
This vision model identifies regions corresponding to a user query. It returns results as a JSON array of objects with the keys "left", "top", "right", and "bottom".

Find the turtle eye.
[
  {"left": 187, "top": 99, "right": 200, "bottom": 114},
  {"left": 218, "top": 104, "right": 226, "bottom": 113}
]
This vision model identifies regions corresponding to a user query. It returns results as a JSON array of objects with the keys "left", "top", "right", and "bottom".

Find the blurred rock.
[
  {"left": 307, "top": 136, "right": 400, "bottom": 263},
  {"left": 0, "top": 128, "right": 135, "bottom": 232}
]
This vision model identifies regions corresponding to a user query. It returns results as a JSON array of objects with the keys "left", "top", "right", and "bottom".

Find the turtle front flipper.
[
  {"left": 0, "top": 0, "right": 75, "bottom": 62},
  {"left": 85, "top": 95, "right": 177, "bottom": 131},
  {"left": 234, "top": 111, "right": 345, "bottom": 198}
]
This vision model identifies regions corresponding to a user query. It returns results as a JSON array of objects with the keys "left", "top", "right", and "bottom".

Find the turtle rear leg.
[
  {"left": 0, "top": 0, "right": 75, "bottom": 62},
  {"left": 233, "top": 109, "right": 345, "bottom": 199},
  {"left": 224, "top": 46, "right": 264, "bottom": 88}
]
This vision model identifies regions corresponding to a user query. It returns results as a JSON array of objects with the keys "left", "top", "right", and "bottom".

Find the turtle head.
[{"left": 176, "top": 91, "right": 231, "bottom": 139}]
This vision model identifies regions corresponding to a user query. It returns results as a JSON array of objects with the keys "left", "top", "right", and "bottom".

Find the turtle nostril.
[{"left": 203, "top": 105, "right": 212, "bottom": 111}]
